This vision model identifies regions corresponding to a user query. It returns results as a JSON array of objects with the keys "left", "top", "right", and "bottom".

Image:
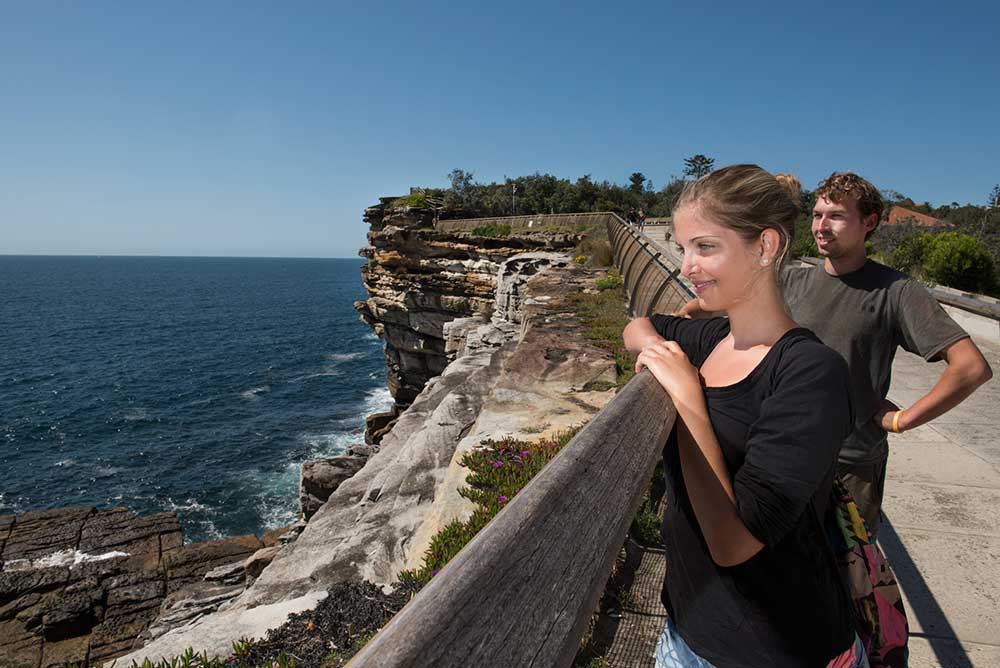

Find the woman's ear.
[{"left": 759, "top": 229, "right": 781, "bottom": 265}]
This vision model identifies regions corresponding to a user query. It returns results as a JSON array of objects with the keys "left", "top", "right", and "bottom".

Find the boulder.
[
  {"left": 244, "top": 547, "right": 281, "bottom": 583},
  {"left": 298, "top": 457, "right": 368, "bottom": 521}
]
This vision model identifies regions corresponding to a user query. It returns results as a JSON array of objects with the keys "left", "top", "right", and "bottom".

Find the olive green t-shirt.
[{"left": 780, "top": 260, "right": 969, "bottom": 464}]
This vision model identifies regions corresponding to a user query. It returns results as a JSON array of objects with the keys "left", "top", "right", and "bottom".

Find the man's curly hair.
[{"left": 816, "top": 172, "right": 884, "bottom": 238}]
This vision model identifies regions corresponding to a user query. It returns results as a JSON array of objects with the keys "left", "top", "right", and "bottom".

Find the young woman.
[{"left": 623, "top": 165, "right": 867, "bottom": 668}]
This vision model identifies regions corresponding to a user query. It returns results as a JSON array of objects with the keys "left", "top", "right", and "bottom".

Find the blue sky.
[{"left": 2, "top": 1, "right": 998, "bottom": 258}]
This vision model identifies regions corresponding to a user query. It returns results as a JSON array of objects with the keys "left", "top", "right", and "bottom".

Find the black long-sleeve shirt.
[{"left": 650, "top": 315, "right": 856, "bottom": 668}]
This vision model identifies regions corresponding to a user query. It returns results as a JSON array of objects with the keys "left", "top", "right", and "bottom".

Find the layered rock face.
[
  {"left": 355, "top": 200, "right": 582, "bottom": 407},
  {"left": 0, "top": 507, "right": 269, "bottom": 668},
  {"left": 115, "top": 253, "right": 620, "bottom": 665}
]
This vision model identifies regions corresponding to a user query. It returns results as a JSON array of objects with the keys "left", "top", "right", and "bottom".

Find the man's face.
[{"left": 811, "top": 195, "right": 876, "bottom": 260}]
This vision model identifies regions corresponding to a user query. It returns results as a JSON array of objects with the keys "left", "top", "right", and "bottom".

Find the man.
[{"left": 675, "top": 172, "right": 992, "bottom": 535}]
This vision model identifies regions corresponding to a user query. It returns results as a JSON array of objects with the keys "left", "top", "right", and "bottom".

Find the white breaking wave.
[
  {"left": 163, "top": 497, "right": 212, "bottom": 513},
  {"left": 0, "top": 492, "right": 21, "bottom": 513},
  {"left": 303, "top": 429, "right": 363, "bottom": 458},
  {"left": 4, "top": 549, "right": 130, "bottom": 571},
  {"left": 326, "top": 352, "right": 366, "bottom": 363},
  {"left": 121, "top": 407, "right": 151, "bottom": 422},
  {"left": 240, "top": 385, "right": 270, "bottom": 400},
  {"left": 363, "top": 387, "right": 394, "bottom": 414},
  {"left": 289, "top": 370, "right": 341, "bottom": 383}
]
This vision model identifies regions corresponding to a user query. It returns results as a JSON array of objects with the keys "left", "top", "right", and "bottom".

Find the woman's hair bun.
[{"left": 774, "top": 173, "right": 803, "bottom": 205}]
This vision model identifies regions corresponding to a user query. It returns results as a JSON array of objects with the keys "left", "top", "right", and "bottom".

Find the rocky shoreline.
[
  {"left": 2, "top": 203, "right": 618, "bottom": 667},
  {"left": 0, "top": 506, "right": 293, "bottom": 667}
]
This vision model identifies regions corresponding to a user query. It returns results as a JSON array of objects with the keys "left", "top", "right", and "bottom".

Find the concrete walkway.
[{"left": 881, "top": 334, "right": 1000, "bottom": 667}]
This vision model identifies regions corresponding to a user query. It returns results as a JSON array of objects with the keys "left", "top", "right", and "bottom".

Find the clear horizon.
[{"left": 3, "top": 1, "right": 998, "bottom": 258}]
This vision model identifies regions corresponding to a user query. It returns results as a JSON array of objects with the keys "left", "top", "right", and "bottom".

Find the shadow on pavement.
[{"left": 879, "top": 514, "right": 973, "bottom": 668}]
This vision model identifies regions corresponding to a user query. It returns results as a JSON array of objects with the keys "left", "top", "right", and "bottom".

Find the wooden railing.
[
  {"left": 347, "top": 215, "right": 692, "bottom": 668},
  {"left": 606, "top": 213, "right": 695, "bottom": 316}
]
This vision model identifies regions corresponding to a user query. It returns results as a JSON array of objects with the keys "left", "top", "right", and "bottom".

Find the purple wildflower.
[
  {"left": 498, "top": 495, "right": 508, "bottom": 504},
  {"left": 520, "top": 450, "right": 530, "bottom": 458},
  {"left": 492, "top": 460, "right": 504, "bottom": 468},
  {"left": 432, "top": 569, "right": 439, "bottom": 577}
]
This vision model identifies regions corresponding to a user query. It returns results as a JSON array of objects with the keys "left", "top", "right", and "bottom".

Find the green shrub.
[
  {"left": 923, "top": 232, "right": 997, "bottom": 294},
  {"left": 567, "top": 281, "right": 634, "bottom": 388},
  {"left": 882, "top": 232, "right": 932, "bottom": 276},
  {"left": 629, "top": 506, "right": 662, "bottom": 547},
  {"left": 470, "top": 223, "right": 512, "bottom": 237},
  {"left": 398, "top": 430, "right": 581, "bottom": 587},
  {"left": 629, "top": 462, "right": 665, "bottom": 547},
  {"left": 594, "top": 272, "right": 623, "bottom": 291},
  {"left": 790, "top": 217, "right": 818, "bottom": 258},
  {"left": 391, "top": 192, "right": 428, "bottom": 209},
  {"left": 126, "top": 642, "right": 297, "bottom": 668},
  {"left": 575, "top": 238, "right": 614, "bottom": 267}
]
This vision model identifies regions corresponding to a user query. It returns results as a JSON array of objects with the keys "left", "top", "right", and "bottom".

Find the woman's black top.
[{"left": 650, "top": 316, "right": 856, "bottom": 668}]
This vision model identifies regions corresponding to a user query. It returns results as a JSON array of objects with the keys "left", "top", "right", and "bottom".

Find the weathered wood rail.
[
  {"left": 346, "top": 217, "right": 691, "bottom": 667},
  {"left": 346, "top": 373, "right": 675, "bottom": 667},
  {"left": 606, "top": 213, "right": 694, "bottom": 316}
]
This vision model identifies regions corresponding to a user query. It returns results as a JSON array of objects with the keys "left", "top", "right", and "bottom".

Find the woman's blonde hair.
[{"left": 674, "top": 164, "right": 801, "bottom": 275}]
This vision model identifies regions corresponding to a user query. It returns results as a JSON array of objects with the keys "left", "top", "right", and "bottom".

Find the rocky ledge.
[
  {"left": 355, "top": 199, "right": 583, "bottom": 410},
  {"left": 0, "top": 506, "right": 293, "bottom": 668}
]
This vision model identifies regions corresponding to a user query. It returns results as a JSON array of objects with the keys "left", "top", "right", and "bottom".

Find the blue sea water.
[{"left": 0, "top": 256, "right": 391, "bottom": 542}]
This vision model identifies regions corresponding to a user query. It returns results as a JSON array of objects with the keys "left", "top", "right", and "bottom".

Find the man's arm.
[{"left": 877, "top": 337, "right": 993, "bottom": 432}]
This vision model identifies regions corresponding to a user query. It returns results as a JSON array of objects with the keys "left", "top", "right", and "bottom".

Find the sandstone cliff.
[
  {"left": 112, "top": 205, "right": 619, "bottom": 665},
  {"left": 355, "top": 199, "right": 582, "bottom": 406}
]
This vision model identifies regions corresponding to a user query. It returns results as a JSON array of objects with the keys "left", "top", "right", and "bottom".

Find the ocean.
[{"left": 0, "top": 256, "right": 391, "bottom": 542}]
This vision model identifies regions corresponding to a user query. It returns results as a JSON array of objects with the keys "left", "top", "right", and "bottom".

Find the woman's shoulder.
[{"left": 772, "top": 328, "right": 850, "bottom": 381}]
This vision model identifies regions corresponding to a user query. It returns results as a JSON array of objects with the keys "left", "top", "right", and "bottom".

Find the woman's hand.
[{"left": 635, "top": 340, "right": 703, "bottom": 408}]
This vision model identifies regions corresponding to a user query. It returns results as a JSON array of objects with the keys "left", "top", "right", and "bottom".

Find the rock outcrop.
[
  {"left": 114, "top": 254, "right": 621, "bottom": 665},
  {"left": 355, "top": 200, "right": 582, "bottom": 408},
  {"left": 0, "top": 507, "right": 264, "bottom": 668},
  {"left": 298, "top": 456, "right": 367, "bottom": 522}
]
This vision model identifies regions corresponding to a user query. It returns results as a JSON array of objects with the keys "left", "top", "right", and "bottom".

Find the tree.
[
  {"left": 657, "top": 176, "right": 686, "bottom": 215},
  {"left": 990, "top": 184, "right": 1000, "bottom": 208},
  {"left": 447, "top": 169, "right": 475, "bottom": 207},
  {"left": 683, "top": 155, "right": 714, "bottom": 179},
  {"left": 576, "top": 175, "right": 599, "bottom": 212},
  {"left": 628, "top": 172, "right": 647, "bottom": 195}
]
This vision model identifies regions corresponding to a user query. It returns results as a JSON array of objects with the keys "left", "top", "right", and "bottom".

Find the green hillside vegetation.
[{"left": 404, "top": 156, "right": 715, "bottom": 223}]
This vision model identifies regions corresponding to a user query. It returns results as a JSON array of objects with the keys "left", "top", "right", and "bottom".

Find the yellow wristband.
[{"left": 892, "top": 410, "right": 905, "bottom": 434}]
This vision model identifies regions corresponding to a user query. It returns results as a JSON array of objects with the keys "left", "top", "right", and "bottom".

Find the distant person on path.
[
  {"left": 638, "top": 208, "right": 647, "bottom": 231},
  {"left": 675, "top": 171, "right": 993, "bottom": 536},
  {"left": 624, "top": 165, "right": 867, "bottom": 668}
]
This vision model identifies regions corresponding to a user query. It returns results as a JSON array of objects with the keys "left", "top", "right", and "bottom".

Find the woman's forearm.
[{"left": 623, "top": 317, "right": 665, "bottom": 354}]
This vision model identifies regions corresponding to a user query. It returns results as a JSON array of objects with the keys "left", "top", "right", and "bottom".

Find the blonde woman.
[{"left": 624, "top": 165, "right": 866, "bottom": 668}]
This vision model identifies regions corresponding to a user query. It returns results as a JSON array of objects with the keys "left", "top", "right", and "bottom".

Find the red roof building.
[{"left": 886, "top": 205, "right": 948, "bottom": 228}]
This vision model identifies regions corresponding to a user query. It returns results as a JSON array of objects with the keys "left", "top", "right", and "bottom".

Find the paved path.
[
  {"left": 620, "top": 223, "right": 1000, "bottom": 666},
  {"left": 882, "top": 334, "right": 1000, "bottom": 667}
]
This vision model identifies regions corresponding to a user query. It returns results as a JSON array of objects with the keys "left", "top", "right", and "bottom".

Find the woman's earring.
[{"left": 761, "top": 257, "right": 770, "bottom": 266}]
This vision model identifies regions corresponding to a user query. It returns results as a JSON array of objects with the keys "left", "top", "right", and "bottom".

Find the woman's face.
[{"left": 672, "top": 205, "right": 765, "bottom": 313}]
